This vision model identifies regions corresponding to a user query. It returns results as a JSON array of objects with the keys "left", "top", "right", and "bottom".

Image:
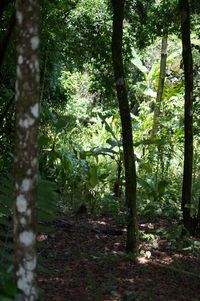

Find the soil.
[{"left": 37, "top": 216, "right": 200, "bottom": 301}]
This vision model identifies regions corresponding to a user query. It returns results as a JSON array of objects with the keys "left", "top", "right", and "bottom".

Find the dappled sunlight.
[
  {"left": 137, "top": 256, "right": 150, "bottom": 264},
  {"left": 38, "top": 276, "right": 66, "bottom": 285},
  {"left": 88, "top": 220, "right": 108, "bottom": 226},
  {"left": 1, "top": 0, "right": 199, "bottom": 299},
  {"left": 37, "top": 233, "right": 48, "bottom": 242},
  {"left": 36, "top": 216, "right": 200, "bottom": 300}
]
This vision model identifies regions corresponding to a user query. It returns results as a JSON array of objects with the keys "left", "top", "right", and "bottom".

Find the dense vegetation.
[{"left": 0, "top": 0, "right": 199, "bottom": 300}]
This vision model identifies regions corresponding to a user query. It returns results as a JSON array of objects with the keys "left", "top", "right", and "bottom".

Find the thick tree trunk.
[
  {"left": 151, "top": 35, "right": 168, "bottom": 137},
  {"left": 179, "top": 0, "right": 193, "bottom": 233},
  {"left": 111, "top": 0, "right": 138, "bottom": 253},
  {"left": 14, "top": 1, "right": 40, "bottom": 300}
]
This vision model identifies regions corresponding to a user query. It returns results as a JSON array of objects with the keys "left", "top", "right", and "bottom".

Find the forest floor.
[{"left": 37, "top": 215, "right": 200, "bottom": 301}]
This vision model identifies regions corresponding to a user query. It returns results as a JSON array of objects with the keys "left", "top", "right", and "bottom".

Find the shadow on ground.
[{"left": 38, "top": 217, "right": 200, "bottom": 301}]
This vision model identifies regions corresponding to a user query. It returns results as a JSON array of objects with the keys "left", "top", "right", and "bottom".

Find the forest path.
[{"left": 37, "top": 216, "right": 200, "bottom": 301}]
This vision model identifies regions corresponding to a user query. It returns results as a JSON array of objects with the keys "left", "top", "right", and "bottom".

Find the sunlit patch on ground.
[{"left": 37, "top": 216, "right": 200, "bottom": 301}]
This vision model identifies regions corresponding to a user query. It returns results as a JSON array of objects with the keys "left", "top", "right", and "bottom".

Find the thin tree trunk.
[
  {"left": 111, "top": 0, "right": 138, "bottom": 254},
  {"left": 0, "top": 10, "right": 15, "bottom": 72},
  {"left": 151, "top": 34, "right": 168, "bottom": 137},
  {"left": 179, "top": 0, "right": 193, "bottom": 233},
  {"left": 14, "top": 1, "right": 40, "bottom": 300}
]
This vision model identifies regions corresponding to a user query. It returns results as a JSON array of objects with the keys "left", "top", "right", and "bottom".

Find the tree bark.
[
  {"left": 179, "top": 0, "right": 193, "bottom": 233},
  {"left": 151, "top": 34, "right": 168, "bottom": 137},
  {"left": 14, "top": 1, "right": 40, "bottom": 300},
  {"left": 111, "top": 0, "right": 138, "bottom": 254}
]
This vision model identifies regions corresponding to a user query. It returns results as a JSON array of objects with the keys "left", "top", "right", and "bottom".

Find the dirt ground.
[{"left": 37, "top": 216, "right": 200, "bottom": 301}]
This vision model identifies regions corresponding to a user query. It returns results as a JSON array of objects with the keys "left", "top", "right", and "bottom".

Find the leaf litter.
[{"left": 37, "top": 216, "right": 200, "bottom": 301}]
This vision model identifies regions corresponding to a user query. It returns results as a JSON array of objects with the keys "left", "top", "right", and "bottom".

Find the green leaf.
[
  {"left": 167, "top": 48, "right": 181, "bottom": 63},
  {"left": 157, "top": 180, "right": 168, "bottom": 194},
  {"left": 137, "top": 177, "right": 152, "bottom": 190},
  {"left": 131, "top": 48, "right": 148, "bottom": 74},
  {"left": 194, "top": 241, "right": 200, "bottom": 247},
  {"left": 79, "top": 151, "right": 87, "bottom": 159},
  {"left": 106, "top": 139, "right": 119, "bottom": 147},
  {"left": 92, "top": 147, "right": 117, "bottom": 156},
  {"left": 62, "top": 156, "right": 73, "bottom": 172},
  {"left": 143, "top": 88, "right": 156, "bottom": 98},
  {"left": 48, "top": 150, "right": 61, "bottom": 164},
  {"left": 81, "top": 147, "right": 118, "bottom": 158},
  {"left": 39, "top": 134, "right": 51, "bottom": 147},
  {"left": 37, "top": 224, "right": 53, "bottom": 233},
  {"left": 54, "top": 117, "right": 69, "bottom": 130},
  {"left": 134, "top": 138, "right": 162, "bottom": 147},
  {"left": 1, "top": 280, "right": 17, "bottom": 297},
  {"left": 89, "top": 166, "right": 98, "bottom": 188},
  {"left": 98, "top": 113, "right": 118, "bottom": 141},
  {"left": 138, "top": 162, "right": 152, "bottom": 173},
  {"left": 37, "top": 179, "right": 58, "bottom": 223}
]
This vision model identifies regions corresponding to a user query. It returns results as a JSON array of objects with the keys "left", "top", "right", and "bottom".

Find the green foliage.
[
  {"left": 0, "top": 175, "right": 58, "bottom": 225},
  {"left": 0, "top": 0, "right": 200, "bottom": 298},
  {"left": 0, "top": 266, "right": 16, "bottom": 301},
  {"left": 0, "top": 174, "right": 58, "bottom": 300},
  {"left": 37, "top": 32, "right": 198, "bottom": 222}
]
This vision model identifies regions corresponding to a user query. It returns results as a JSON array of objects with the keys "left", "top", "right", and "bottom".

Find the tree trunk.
[
  {"left": 179, "top": 0, "right": 193, "bottom": 233},
  {"left": 111, "top": 0, "right": 138, "bottom": 254},
  {"left": 151, "top": 34, "right": 168, "bottom": 137},
  {"left": 14, "top": 1, "right": 40, "bottom": 300}
]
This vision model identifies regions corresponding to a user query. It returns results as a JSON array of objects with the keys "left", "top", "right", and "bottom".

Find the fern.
[{"left": 0, "top": 174, "right": 58, "bottom": 225}]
